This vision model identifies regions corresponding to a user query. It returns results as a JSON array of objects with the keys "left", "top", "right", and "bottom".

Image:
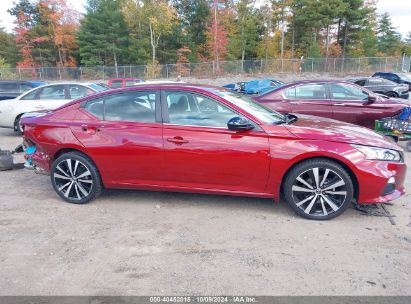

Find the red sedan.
[
  {"left": 21, "top": 84, "right": 406, "bottom": 220},
  {"left": 253, "top": 80, "right": 411, "bottom": 129}
]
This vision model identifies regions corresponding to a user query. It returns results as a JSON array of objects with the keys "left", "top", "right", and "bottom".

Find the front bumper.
[
  {"left": 399, "top": 92, "right": 410, "bottom": 99},
  {"left": 355, "top": 159, "right": 406, "bottom": 204}
]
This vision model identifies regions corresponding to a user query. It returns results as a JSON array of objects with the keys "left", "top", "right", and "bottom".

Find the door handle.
[
  {"left": 34, "top": 105, "right": 45, "bottom": 109},
  {"left": 81, "top": 124, "right": 100, "bottom": 134},
  {"left": 167, "top": 137, "right": 189, "bottom": 144},
  {"left": 334, "top": 103, "right": 346, "bottom": 106},
  {"left": 289, "top": 101, "right": 301, "bottom": 105}
]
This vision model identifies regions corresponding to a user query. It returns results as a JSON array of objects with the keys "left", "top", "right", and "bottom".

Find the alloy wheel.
[
  {"left": 53, "top": 158, "right": 93, "bottom": 201},
  {"left": 291, "top": 167, "right": 347, "bottom": 217}
]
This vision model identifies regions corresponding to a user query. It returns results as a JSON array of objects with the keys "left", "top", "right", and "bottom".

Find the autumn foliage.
[{"left": 206, "top": 0, "right": 228, "bottom": 74}]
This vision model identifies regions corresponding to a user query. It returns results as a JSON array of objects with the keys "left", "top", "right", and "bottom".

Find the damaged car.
[
  {"left": 21, "top": 84, "right": 406, "bottom": 220},
  {"left": 223, "top": 79, "right": 284, "bottom": 95}
]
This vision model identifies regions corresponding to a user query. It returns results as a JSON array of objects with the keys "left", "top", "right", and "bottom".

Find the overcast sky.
[{"left": 0, "top": 0, "right": 410, "bottom": 38}]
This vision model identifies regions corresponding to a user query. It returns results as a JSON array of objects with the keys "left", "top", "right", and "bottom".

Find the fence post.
[
  {"left": 358, "top": 57, "right": 361, "bottom": 73},
  {"left": 102, "top": 66, "right": 105, "bottom": 81},
  {"left": 18, "top": 67, "right": 21, "bottom": 80},
  {"left": 166, "top": 64, "right": 169, "bottom": 79},
  {"left": 311, "top": 59, "right": 314, "bottom": 72}
]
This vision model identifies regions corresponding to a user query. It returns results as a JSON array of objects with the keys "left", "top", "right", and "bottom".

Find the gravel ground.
[{"left": 0, "top": 125, "right": 411, "bottom": 295}]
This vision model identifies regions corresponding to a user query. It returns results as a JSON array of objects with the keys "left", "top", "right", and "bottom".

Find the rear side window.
[
  {"left": 285, "top": 84, "right": 327, "bottom": 100},
  {"left": 110, "top": 80, "right": 123, "bottom": 88},
  {"left": 84, "top": 91, "right": 156, "bottom": 123}
]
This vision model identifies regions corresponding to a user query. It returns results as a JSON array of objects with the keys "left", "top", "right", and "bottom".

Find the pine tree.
[
  {"left": 377, "top": 12, "right": 401, "bottom": 56},
  {"left": 78, "top": 0, "right": 130, "bottom": 70}
]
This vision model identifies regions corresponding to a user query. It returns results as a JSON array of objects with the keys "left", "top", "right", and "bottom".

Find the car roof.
[{"left": 0, "top": 80, "right": 46, "bottom": 84}]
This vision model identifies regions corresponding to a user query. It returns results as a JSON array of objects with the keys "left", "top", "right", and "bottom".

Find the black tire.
[
  {"left": 406, "top": 141, "right": 411, "bottom": 152},
  {"left": 51, "top": 152, "right": 102, "bottom": 204},
  {"left": 14, "top": 115, "right": 24, "bottom": 135},
  {"left": 283, "top": 159, "right": 354, "bottom": 220},
  {"left": 385, "top": 135, "right": 398, "bottom": 143},
  {"left": 386, "top": 92, "right": 398, "bottom": 98}
]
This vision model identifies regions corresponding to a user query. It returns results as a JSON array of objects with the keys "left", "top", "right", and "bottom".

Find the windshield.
[
  {"left": 89, "top": 83, "right": 108, "bottom": 92},
  {"left": 212, "top": 89, "right": 286, "bottom": 124},
  {"left": 399, "top": 74, "right": 411, "bottom": 81}
]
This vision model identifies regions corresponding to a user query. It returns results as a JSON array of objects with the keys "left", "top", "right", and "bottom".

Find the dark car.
[
  {"left": 0, "top": 80, "right": 47, "bottom": 101},
  {"left": 253, "top": 80, "right": 411, "bottom": 129},
  {"left": 348, "top": 77, "right": 409, "bottom": 99},
  {"left": 21, "top": 84, "right": 406, "bottom": 220},
  {"left": 372, "top": 72, "right": 411, "bottom": 91}
]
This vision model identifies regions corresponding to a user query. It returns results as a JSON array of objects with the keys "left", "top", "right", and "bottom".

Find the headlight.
[{"left": 351, "top": 144, "right": 402, "bottom": 161}]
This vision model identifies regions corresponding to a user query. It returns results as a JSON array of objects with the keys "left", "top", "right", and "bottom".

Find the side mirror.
[
  {"left": 227, "top": 116, "right": 254, "bottom": 131},
  {"left": 365, "top": 95, "right": 377, "bottom": 104}
]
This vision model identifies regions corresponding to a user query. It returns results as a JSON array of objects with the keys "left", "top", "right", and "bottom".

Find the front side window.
[
  {"left": 69, "top": 85, "right": 94, "bottom": 99},
  {"left": 367, "top": 78, "right": 383, "bottom": 86},
  {"left": 285, "top": 84, "right": 327, "bottom": 100},
  {"left": 354, "top": 80, "right": 366, "bottom": 86},
  {"left": 19, "top": 84, "right": 33, "bottom": 92},
  {"left": 37, "top": 85, "right": 66, "bottom": 100},
  {"left": 330, "top": 84, "right": 368, "bottom": 100},
  {"left": 84, "top": 91, "right": 156, "bottom": 123},
  {"left": 166, "top": 91, "right": 240, "bottom": 128}
]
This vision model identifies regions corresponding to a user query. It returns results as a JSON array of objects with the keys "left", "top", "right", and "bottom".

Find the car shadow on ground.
[{"left": 100, "top": 188, "right": 294, "bottom": 216}]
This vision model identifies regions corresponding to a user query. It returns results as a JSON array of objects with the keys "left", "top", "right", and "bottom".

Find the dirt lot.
[{"left": 0, "top": 126, "right": 410, "bottom": 296}]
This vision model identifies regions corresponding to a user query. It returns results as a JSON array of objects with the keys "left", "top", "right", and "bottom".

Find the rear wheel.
[
  {"left": 283, "top": 159, "right": 354, "bottom": 220},
  {"left": 51, "top": 152, "right": 102, "bottom": 204},
  {"left": 14, "top": 115, "right": 24, "bottom": 135}
]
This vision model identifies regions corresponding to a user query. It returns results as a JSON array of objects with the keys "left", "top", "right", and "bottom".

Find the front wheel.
[
  {"left": 386, "top": 92, "right": 398, "bottom": 98},
  {"left": 51, "top": 152, "right": 102, "bottom": 204},
  {"left": 283, "top": 159, "right": 354, "bottom": 220}
]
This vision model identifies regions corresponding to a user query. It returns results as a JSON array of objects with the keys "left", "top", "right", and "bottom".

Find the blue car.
[
  {"left": 223, "top": 79, "right": 284, "bottom": 95},
  {"left": 372, "top": 72, "right": 411, "bottom": 91},
  {"left": 0, "top": 80, "right": 47, "bottom": 101}
]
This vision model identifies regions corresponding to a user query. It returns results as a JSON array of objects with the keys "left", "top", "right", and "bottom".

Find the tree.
[
  {"left": 206, "top": 0, "right": 228, "bottom": 73},
  {"left": 37, "top": 0, "right": 79, "bottom": 67},
  {"left": 377, "top": 12, "right": 401, "bottom": 56},
  {"left": 8, "top": 0, "right": 39, "bottom": 67},
  {"left": 172, "top": 0, "right": 210, "bottom": 58},
  {"left": 78, "top": 0, "right": 130, "bottom": 70},
  {"left": 0, "top": 28, "right": 19, "bottom": 65},
  {"left": 234, "top": 0, "right": 262, "bottom": 70}
]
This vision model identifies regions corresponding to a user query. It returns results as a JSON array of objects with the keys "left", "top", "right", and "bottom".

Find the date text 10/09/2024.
[{"left": 149, "top": 297, "right": 257, "bottom": 303}]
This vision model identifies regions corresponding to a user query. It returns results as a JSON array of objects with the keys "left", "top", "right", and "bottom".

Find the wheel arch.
[
  {"left": 279, "top": 155, "right": 359, "bottom": 201},
  {"left": 52, "top": 147, "right": 105, "bottom": 186}
]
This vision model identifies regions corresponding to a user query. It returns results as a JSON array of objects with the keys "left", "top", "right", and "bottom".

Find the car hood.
[
  {"left": 284, "top": 114, "right": 400, "bottom": 150},
  {"left": 377, "top": 96, "right": 411, "bottom": 105}
]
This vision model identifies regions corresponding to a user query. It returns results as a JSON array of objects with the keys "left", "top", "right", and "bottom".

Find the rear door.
[
  {"left": 161, "top": 90, "right": 271, "bottom": 194},
  {"left": 71, "top": 90, "right": 164, "bottom": 185},
  {"left": 283, "top": 83, "right": 333, "bottom": 118}
]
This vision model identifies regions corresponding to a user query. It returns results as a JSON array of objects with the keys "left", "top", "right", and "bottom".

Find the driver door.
[
  {"left": 329, "top": 83, "right": 386, "bottom": 128},
  {"left": 161, "top": 90, "right": 271, "bottom": 194}
]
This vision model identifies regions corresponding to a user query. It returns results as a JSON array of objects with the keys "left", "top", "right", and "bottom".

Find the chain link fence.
[{"left": 0, "top": 56, "right": 409, "bottom": 81}]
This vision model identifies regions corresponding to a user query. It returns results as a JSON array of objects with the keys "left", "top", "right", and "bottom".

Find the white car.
[{"left": 0, "top": 82, "right": 106, "bottom": 133}]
